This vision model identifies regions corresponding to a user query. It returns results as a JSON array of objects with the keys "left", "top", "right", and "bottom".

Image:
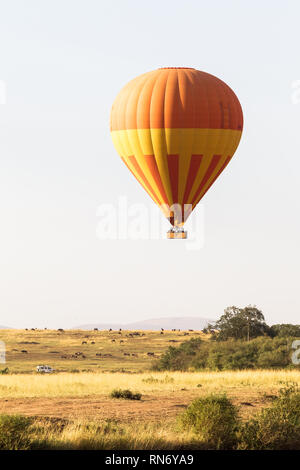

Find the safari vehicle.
[{"left": 36, "top": 365, "right": 54, "bottom": 373}]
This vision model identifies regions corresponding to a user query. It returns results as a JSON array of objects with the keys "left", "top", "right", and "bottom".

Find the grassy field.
[
  {"left": 0, "top": 329, "right": 300, "bottom": 449},
  {"left": 0, "top": 328, "right": 202, "bottom": 373}
]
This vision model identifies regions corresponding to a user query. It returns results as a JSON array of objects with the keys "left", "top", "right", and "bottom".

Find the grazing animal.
[
  {"left": 94, "top": 328, "right": 98, "bottom": 331},
  {"left": 120, "top": 340, "right": 124, "bottom": 343},
  {"left": 58, "top": 328, "right": 64, "bottom": 332},
  {"left": 147, "top": 352, "right": 154, "bottom": 356},
  {"left": 82, "top": 341, "right": 87, "bottom": 344},
  {"left": 96, "top": 353, "right": 102, "bottom": 356},
  {"left": 188, "top": 329, "right": 194, "bottom": 332},
  {"left": 21, "top": 350, "right": 28, "bottom": 353},
  {"left": 111, "top": 339, "right": 116, "bottom": 343},
  {"left": 124, "top": 353, "right": 130, "bottom": 356},
  {"left": 91, "top": 341, "right": 95, "bottom": 344}
]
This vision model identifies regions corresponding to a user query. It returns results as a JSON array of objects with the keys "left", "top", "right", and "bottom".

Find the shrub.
[
  {"left": 178, "top": 394, "right": 239, "bottom": 449},
  {"left": 0, "top": 367, "right": 9, "bottom": 374},
  {"left": 155, "top": 336, "right": 300, "bottom": 371},
  {"left": 153, "top": 337, "right": 202, "bottom": 371},
  {"left": 110, "top": 389, "right": 142, "bottom": 400},
  {"left": 0, "top": 415, "right": 32, "bottom": 450},
  {"left": 238, "top": 383, "right": 300, "bottom": 449}
]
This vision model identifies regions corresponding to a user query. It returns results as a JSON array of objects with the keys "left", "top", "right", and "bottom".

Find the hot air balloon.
[{"left": 110, "top": 67, "right": 243, "bottom": 239}]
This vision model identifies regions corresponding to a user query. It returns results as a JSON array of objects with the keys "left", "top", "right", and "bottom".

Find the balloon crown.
[{"left": 159, "top": 67, "right": 195, "bottom": 70}]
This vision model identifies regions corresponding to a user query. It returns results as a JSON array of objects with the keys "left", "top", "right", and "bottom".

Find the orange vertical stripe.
[
  {"left": 183, "top": 154, "right": 203, "bottom": 204},
  {"left": 167, "top": 154, "right": 179, "bottom": 203},
  {"left": 125, "top": 156, "right": 161, "bottom": 205},
  {"left": 191, "top": 155, "right": 222, "bottom": 206},
  {"left": 193, "top": 156, "right": 232, "bottom": 208},
  {"left": 144, "top": 154, "right": 170, "bottom": 205}
]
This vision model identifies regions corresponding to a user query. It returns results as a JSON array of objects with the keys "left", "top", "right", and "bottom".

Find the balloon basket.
[{"left": 167, "top": 229, "right": 187, "bottom": 239}]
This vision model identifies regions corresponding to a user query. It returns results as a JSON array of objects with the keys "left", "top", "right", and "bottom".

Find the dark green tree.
[
  {"left": 214, "top": 305, "right": 270, "bottom": 341},
  {"left": 270, "top": 324, "right": 300, "bottom": 338}
]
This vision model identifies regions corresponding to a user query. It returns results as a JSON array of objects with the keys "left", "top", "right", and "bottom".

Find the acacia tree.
[{"left": 214, "top": 305, "right": 270, "bottom": 341}]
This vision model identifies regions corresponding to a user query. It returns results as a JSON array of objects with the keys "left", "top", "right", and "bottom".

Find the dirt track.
[{"left": 0, "top": 389, "right": 267, "bottom": 422}]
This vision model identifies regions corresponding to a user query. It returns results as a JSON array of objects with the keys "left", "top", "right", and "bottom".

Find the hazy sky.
[{"left": 1, "top": 0, "right": 300, "bottom": 328}]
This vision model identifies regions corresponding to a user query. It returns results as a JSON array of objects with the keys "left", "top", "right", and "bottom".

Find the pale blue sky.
[{"left": 1, "top": 0, "right": 300, "bottom": 328}]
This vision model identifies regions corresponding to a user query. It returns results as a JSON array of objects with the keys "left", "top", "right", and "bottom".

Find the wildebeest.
[
  {"left": 94, "top": 328, "right": 98, "bottom": 331},
  {"left": 120, "top": 340, "right": 124, "bottom": 343},
  {"left": 58, "top": 328, "right": 64, "bottom": 332},
  {"left": 21, "top": 350, "right": 28, "bottom": 353},
  {"left": 147, "top": 352, "right": 154, "bottom": 356},
  {"left": 91, "top": 341, "right": 95, "bottom": 344},
  {"left": 111, "top": 339, "right": 116, "bottom": 343},
  {"left": 82, "top": 341, "right": 87, "bottom": 344},
  {"left": 96, "top": 353, "right": 102, "bottom": 357},
  {"left": 124, "top": 352, "right": 130, "bottom": 356}
]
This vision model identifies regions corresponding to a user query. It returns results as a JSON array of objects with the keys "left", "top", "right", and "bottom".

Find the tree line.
[{"left": 154, "top": 305, "right": 300, "bottom": 371}]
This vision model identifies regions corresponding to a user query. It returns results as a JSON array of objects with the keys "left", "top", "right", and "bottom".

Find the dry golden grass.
[{"left": 0, "top": 370, "right": 299, "bottom": 398}]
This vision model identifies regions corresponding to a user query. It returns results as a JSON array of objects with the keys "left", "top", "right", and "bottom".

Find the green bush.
[
  {"left": 110, "top": 389, "right": 142, "bottom": 400},
  {"left": 155, "top": 336, "right": 300, "bottom": 371},
  {"left": 178, "top": 394, "right": 239, "bottom": 449},
  {"left": 238, "top": 383, "right": 300, "bottom": 449},
  {"left": 153, "top": 337, "right": 203, "bottom": 371},
  {"left": 0, "top": 415, "right": 32, "bottom": 450}
]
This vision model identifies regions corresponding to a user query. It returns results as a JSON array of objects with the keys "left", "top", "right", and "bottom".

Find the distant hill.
[{"left": 74, "top": 317, "right": 214, "bottom": 331}]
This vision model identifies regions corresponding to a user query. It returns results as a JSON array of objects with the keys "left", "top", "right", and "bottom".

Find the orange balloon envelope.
[{"left": 110, "top": 67, "right": 243, "bottom": 239}]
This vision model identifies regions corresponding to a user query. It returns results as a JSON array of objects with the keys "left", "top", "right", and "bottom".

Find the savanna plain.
[{"left": 0, "top": 328, "right": 299, "bottom": 450}]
